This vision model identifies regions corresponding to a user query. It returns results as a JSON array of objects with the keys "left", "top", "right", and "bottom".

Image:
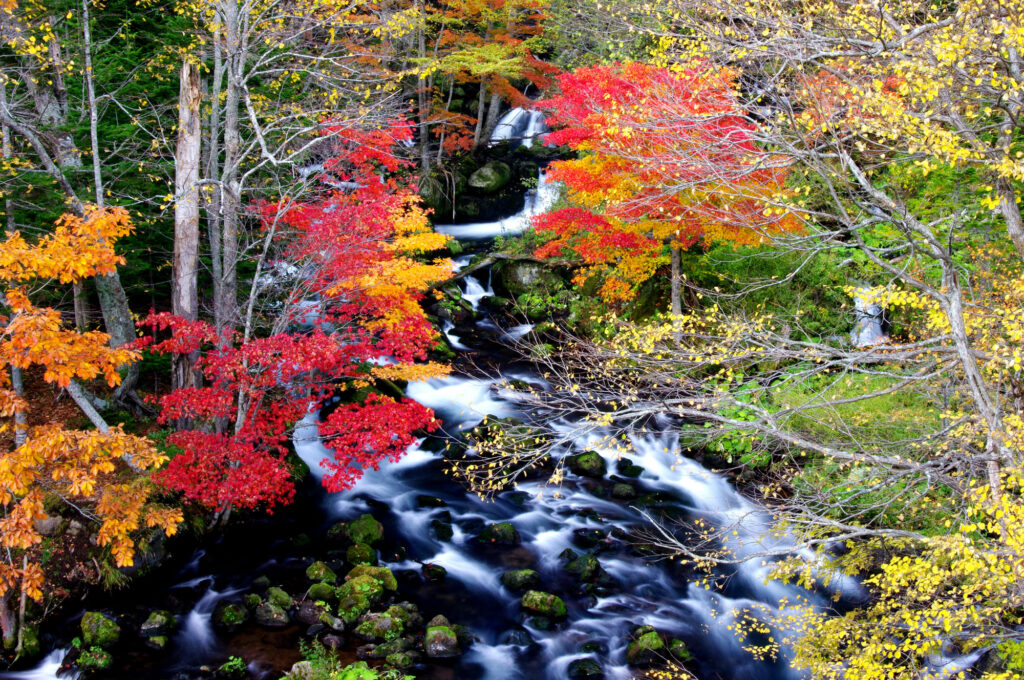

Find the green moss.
[
  {"left": 267, "top": 586, "right": 293, "bottom": 609},
  {"left": 345, "top": 514, "right": 384, "bottom": 545},
  {"left": 306, "top": 561, "right": 337, "bottom": 584},
  {"left": 520, "top": 590, "right": 567, "bottom": 619},
  {"left": 501, "top": 569, "right": 539, "bottom": 591},
  {"left": 345, "top": 565, "right": 397, "bottom": 591},
  {"left": 308, "top": 582, "right": 337, "bottom": 603},
  {"left": 347, "top": 543, "right": 377, "bottom": 565},
  {"left": 80, "top": 612, "right": 120, "bottom": 648},
  {"left": 78, "top": 646, "right": 113, "bottom": 672}
]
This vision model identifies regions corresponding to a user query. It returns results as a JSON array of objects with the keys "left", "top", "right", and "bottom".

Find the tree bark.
[
  {"left": 670, "top": 246, "right": 682, "bottom": 316},
  {"left": 172, "top": 60, "right": 202, "bottom": 392},
  {"left": 481, "top": 92, "right": 503, "bottom": 144},
  {"left": 218, "top": 0, "right": 242, "bottom": 343},
  {"left": 473, "top": 82, "right": 487, "bottom": 148}
]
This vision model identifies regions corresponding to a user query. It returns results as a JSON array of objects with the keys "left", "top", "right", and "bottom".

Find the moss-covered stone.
[
  {"left": 336, "top": 593, "right": 371, "bottom": 625},
  {"left": 567, "top": 452, "right": 607, "bottom": 478},
  {"left": 354, "top": 612, "right": 404, "bottom": 642},
  {"left": 306, "top": 561, "right": 337, "bottom": 584},
  {"left": 80, "top": 612, "right": 120, "bottom": 648},
  {"left": 431, "top": 519, "right": 454, "bottom": 541},
  {"left": 416, "top": 495, "right": 447, "bottom": 508},
  {"left": 424, "top": 624, "right": 461, "bottom": 658},
  {"left": 145, "top": 635, "right": 168, "bottom": 651},
  {"left": 308, "top": 582, "right": 337, "bottom": 603},
  {"left": 251, "top": 575, "right": 271, "bottom": 591},
  {"left": 669, "top": 638, "right": 693, "bottom": 662},
  {"left": 468, "top": 161, "right": 512, "bottom": 193},
  {"left": 140, "top": 610, "right": 175, "bottom": 637},
  {"left": 422, "top": 563, "right": 447, "bottom": 581},
  {"left": 19, "top": 625, "right": 40, "bottom": 659},
  {"left": 476, "top": 521, "right": 521, "bottom": 545},
  {"left": 501, "top": 569, "right": 539, "bottom": 591},
  {"left": 212, "top": 602, "right": 248, "bottom": 631},
  {"left": 616, "top": 458, "right": 645, "bottom": 478},
  {"left": 346, "top": 565, "right": 397, "bottom": 591},
  {"left": 520, "top": 591, "right": 567, "bottom": 619},
  {"left": 346, "top": 514, "right": 384, "bottom": 545},
  {"left": 77, "top": 646, "right": 113, "bottom": 672},
  {"left": 267, "top": 586, "right": 293, "bottom": 609},
  {"left": 254, "top": 602, "right": 289, "bottom": 628},
  {"left": 567, "top": 658, "right": 604, "bottom": 679},
  {"left": 347, "top": 543, "right": 377, "bottom": 565},
  {"left": 385, "top": 651, "right": 415, "bottom": 668},
  {"left": 626, "top": 628, "right": 664, "bottom": 666},
  {"left": 244, "top": 593, "right": 262, "bottom": 609},
  {"left": 565, "top": 553, "right": 603, "bottom": 583}
]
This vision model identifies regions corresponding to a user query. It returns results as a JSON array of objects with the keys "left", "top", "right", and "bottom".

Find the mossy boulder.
[
  {"left": 244, "top": 592, "right": 262, "bottom": 609},
  {"left": 145, "top": 635, "right": 168, "bottom": 651},
  {"left": 80, "top": 612, "right": 120, "bottom": 648},
  {"left": 346, "top": 565, "right": 397, "bottom": 591},
  {"left": 77, "top": 646, "right": 113, "bottom": 672},
  {"left": 347, "top": 543, "right": 377, "bottom": 565},
  {"left": 18, "top": 625, "right": 40, "bottom": 659},
  {"left": 468, "top": 161, "right": 512, "bottom": 193},
  {"left": 254, "top": 602, "right": 289, "bottom": 628},
  {"left": 308, "top": 582, "right": 337, "bottom": 603},
  {"left": 669, "top": 638, "right": 693, "bottom": 662},
  {"left": 347, "top": 514, "right": 385, "bottom": 545},
  {"left": 139, "top": 610, "right": 175, "bottom": 637},
  {"left": 567, "top": 452, "right": 607, "bottom": 478},
  {"left": 354, "top": 612, "right": 405, "bottom": 642},
  {"left": 501, "top": 569, "right": 539, "bottom": 591},
  {"left": 431, "top": 519, "right": 454, "bottom": 541},
  {"left": 422, "top": 563, "right": 447, "bottom": 582},
  {"left": 212, "top": 602, "right": 249, "bottom": 631},
  {"left": 495, "top": 261, "right": 564, "bottom": 298},
  {"left": 424, "top": 617, "right": 461, "bottom": 659},
  {"left": 476, "top": 521, "right": 521, "bottom": 545},
  {"left": 386, "top": 651, "right": 416, "bottom": 669},
  {"left": 616, "top": 459, "right": 645, "bottom": 478},
  {"left": 626, "top": 627, "right": 664, "bottom": 666},
  {"left": 416, "top": 495, "right": 447, "bottom": 508},
  {"left": 267, "top": 586, "right": 293, "bottom": 609},
  {"left": 306, "top": 561, "right": 337, "bottom": 584},
  {"left": 521, "top": 591, "right": 567, "bottom": 619},
  {"left": 565, "top": 553, "right": 603, "bottom": 583}
]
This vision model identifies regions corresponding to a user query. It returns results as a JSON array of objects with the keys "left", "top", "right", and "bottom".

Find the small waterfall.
[
  {"left": 461, "top": 272, "right": 493, "bottom": 311},
  {"left": 442, "top": 319, "right": 470, "bottom": 350},
  {"left": 489, "top": 108, "right": 548, "bottom": 148},
  {"left": 0, "top": 649, "right": 69, "bottom": 680},
  {"left": 851, "top": 287, "right": 887, "bottom": 346},
  {"left": 434, "top": 170, "right": 559, "bottom": 241}
]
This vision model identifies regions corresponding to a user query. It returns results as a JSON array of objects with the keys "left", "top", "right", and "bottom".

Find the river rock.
[
  {"left": 468, "top": 161, "right": 512, "bottom": 193},
  {"left": 212, "top": 602, "right": 248, "bottom": 631},
  {"left": 145, "top": 635, "right": 168, "bottom": 651},
  {"left": 267, "top": 586, "right": 293, "bottom": 609},
  {"left": 626, "top": 626, "right": 664, "bottom": 665},
  {"left": 386, "top": 651, "right": 418, "bottom": 669},
  {"left": 431, "top": 518, "right": 454, "bottom": 541},
  {"left": 305, "top": 561, "right": 336, "bottom": 584},
  {"left": 572, "top": 528, "right": 606, "bottom": 549},
  {"left": 33, "top": 516, "right": 63, "bottom": 537},
  {"left": 424, "top": 617, "right": 461, "bottom": 658},
  {"left": 76, "top": 646, "right": 113, "bottom": 671},
  {"left": 416, "top": 495, "right": 447, "bottom": 507},
  {"left": 254, "top": 602, "right": 289, "bottom": 628},
  {"left": 331, "top": 513, "right": 384, "bottom": 545},
  {"left": 501, "top": 569, "right": 539, "bottom": 591},
  {"left": 80, "top": 611, "right": 120, "bottom": 648},
  {"left": 567, "top": 452, "right": 607, "bottom": 478},
  {"left": 308, "top": 582, "right": 336, "bottom": 603},
  {"left": 347, "top": 543, "right": 377, "bottom": 565},
  {"left": 565, "top": 553, "right": 606, "bottom": 583},
  {"left": 616, "top": 459, "right": 645, "bottom": 478},
  {"left": 669, "top": 638, "right": 693, "bottom": 661},
  {"left": 476, "top": 521, "right": 521, "bottom": 545},
  {"left": 496, "top": 260, "right": 564, "bottom": 298},
  {"left": 521, "top": 591, "right": 567, "bottom": 619},
  {"left": 251, "top": 575, "right": 271, "bottom": 591},
  {"left": 295, "top": 600, "right": 325, "bottom": 626},
  {"left": 346, "top": 565, "right": 397, "bottom": 591},
  {"left": 140, "top": 610, "right": 175, "bottom": 637},
  {"left": 321, "top": 633, "right": 345, "bottom": 650},
  {"left": 368, "top": 636, "right": 413, "bottom": 659},
  {"left": 283, "top": 661, "right": 315, "bottom": 680},
  {"left": 499, "top": 627, "right": 533, "bottom": 645},
  {"left": 355, "top": 611, "right": 404, "bottom": 642},
  {"left": 244, "top": 593, "right": 262, "bottom": 609},
  {"left": 567, "top": 658, "right": 604, "bottom": 679},
  {"left": 422, "top": 563, "right": 447, "bottom": 581}
]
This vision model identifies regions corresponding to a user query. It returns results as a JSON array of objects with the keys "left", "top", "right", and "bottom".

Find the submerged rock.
[
  {"left": 521, "top": 591, "right": 567, "bottom": 619},
  {"left": 567, "top": 452, "right": 607, "bottom": 478},
  {"left": 501, "top": 569, "right": 539, "bottom": 591},
  {"left": 80, "top": 612, "right": 120, "bottom": 648},
  {"left": 567, "top": 658, "right": 604, "bottom": 679}
]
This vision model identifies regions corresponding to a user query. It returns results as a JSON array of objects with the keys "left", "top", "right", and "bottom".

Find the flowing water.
[{"left": 3, "top": 124, "right": 864, "bottom": 680}]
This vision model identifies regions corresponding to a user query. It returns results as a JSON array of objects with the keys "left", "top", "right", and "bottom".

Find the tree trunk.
[
  {"left": 415, "top": 0, "right": 430, "bottom": 173},
  {"left": 997, "top": 176, "right": 1024, "bottom": 264},
  {"left": 207, "top": 28, "right": 224, "bottom": 329},
  {"left": 670, "top": 246, "right": 682, "bottom": 316},
  {"left": 218, "top": 0, "right": 241, "bottom": 343},
  {"left": 173, "top": 60, "right": 202, "bottom": 392},
  {"left": 481, "top": 92, "right": 503, "bottom": 144},
  {"left": 473, "top": 82, "right": 487, "bottom": 148}
]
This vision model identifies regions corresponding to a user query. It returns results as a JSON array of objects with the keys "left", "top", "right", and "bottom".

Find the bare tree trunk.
[
  {"left": 0, "top": 593, "right": 14, "bottom": 651},
  {"left": 472, "top": 82, "right": 487, "bottom": 148},
  {"left": 415, "top": 0, "right": 430, "bottom": 173},
  {"left": 481, "top": 92, "right": 503, "bottom": 144},
  {"left": 670, "top": 246, "right": 682, "bottom": 316},
  {"left": 11, "top": 365, "right": 27, "bottom": 448},
  {"left": 218, "top": 0, "right": 241, "bottom": 343},
  {"left": 208, "top": 28, "right": 224, "bottom": 327},
  {"left": 996, "top": 176, "right": 1024, "bottom": 263},
  {"left": 173, "top": 60, "right": 202, "bottom": 392}
]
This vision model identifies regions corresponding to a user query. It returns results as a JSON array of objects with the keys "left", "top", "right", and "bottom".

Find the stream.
[{"left": 2, "top": 114, "right": 864, "bottom": 680}]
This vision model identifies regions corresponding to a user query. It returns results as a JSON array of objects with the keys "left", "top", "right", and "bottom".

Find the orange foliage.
[{"left": 0, "top": 207, "right": 182, "bottom": 608}]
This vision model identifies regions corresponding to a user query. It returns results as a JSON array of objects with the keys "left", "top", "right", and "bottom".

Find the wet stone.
[
  {"left": 295, "top": 600, "right": 324, "bottom": 626},
  {"left": 476, "top": 521, "right": 521, "bottom": 545},
  {"left": 305, "top": 561, "right": 336, "bottom": 584},
  {"left": 422, "top": 563, "right": 447, "bottom": 582},
  {"left": 80, "top": 611, "right": 120, "bottom": 648},
  {"left": 611, "top": 483, "right": 636, "bottom": 499},
  {"left": 267, "top": 586, "right": 293, "bottom": 609},
  {"left": 212, "top": 602, "right": 248, "bottom": 632},
  {"left": 416, "top": 495, "right": 447, "bottom": 507},
  {"left": 347, "top": 543, "right": 377, "bottom": 566},
  {"left": 567, "top": 658, "right": 604, "bottom": 679},
  {"left": 567, "top": 452, "right": 607, "bottom": 478},
  {"left": 572, "top": 528, "right": 606, "bottom": 549},
  {"left": 501, "top": 569, "right": 539, "bottom": 591},
  {"left": 254, "top": 602, "right": 289, "bottom": 628},
  {"left": 521, "top": 590, "right": 567, "bottom": 619},
  {"left": 140, "top": 610, "right": 175, "bottom": 637}
]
